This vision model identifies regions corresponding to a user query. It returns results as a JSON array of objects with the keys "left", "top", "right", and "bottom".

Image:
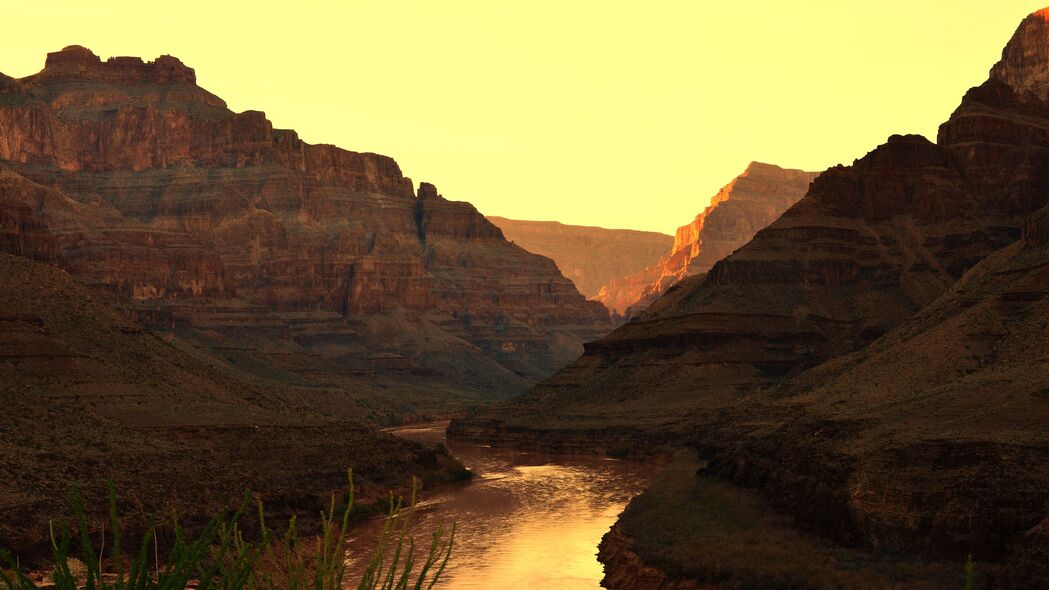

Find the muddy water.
[{"left": 342, "top": 422, "right": 656, "bottom": 589}]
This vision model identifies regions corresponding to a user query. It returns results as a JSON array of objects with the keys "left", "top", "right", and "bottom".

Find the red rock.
[
  {"left": 0, "top": 47, "right": 611, "bottom": 397},
  {"left": 486, "top": 216, "right": 673, "bottom": 300},
  {"left": 991, "top": 9, "right": 1049, "bottom": 100},
  {"left": 453, "top": 7, "right": 1049, "bottom": 585},
  {"left": 595, "top": 162, "right": 816, "bottom": 315}
]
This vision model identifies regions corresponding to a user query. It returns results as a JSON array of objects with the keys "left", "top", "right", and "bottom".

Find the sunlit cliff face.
[{"left": 991, "top": 7, "right": 1049, "bottom": 101}]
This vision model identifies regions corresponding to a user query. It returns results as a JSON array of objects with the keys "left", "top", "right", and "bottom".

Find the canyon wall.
[
  {"left": 486, "top": 216, "right": 672, "bottom": 301},
  {"left": 0, "top": 46, "right": 612, "bottom": 401},
  {"left": 454, "top": 8, "right": 1049, "bottom": 587},
  {"left": 595, "top": 162, "right": 816, "bottom": 315}
]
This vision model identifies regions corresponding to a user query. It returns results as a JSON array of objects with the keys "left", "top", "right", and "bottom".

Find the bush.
[{"left": 0, "top": 470, "right": 454, "bottom": 590}]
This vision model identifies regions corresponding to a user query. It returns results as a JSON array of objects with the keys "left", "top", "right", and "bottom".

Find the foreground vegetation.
[{"left": 1, "top": 471, "right": 453, "bottom": 590}]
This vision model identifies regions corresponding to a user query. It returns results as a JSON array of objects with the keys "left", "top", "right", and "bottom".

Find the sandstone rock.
[
  {"left": 453, "top": 7, "right": 1049, "bottom": 586},
  {"left": 991, "top": 8, "right": 1049, "bottom": 100},
  {"left": 485, "top": 216, "right": 673, "bottom": 300},
  {"left": 595, "top": 162, "right": 816, "bottom": 315},
  {"left": 0, "top": 48, "right": 611, "bottom": 399}
]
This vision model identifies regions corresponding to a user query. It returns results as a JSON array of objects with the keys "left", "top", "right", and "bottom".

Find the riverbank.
[
  {"left": 599, "top": 451, "right": 977, "bottom": 590},
  {"left": 446, "top": 416, "right": 997, "bottom": 590},
  {"left": 351, "top": 421, "right": 659, "bottom": 589}
]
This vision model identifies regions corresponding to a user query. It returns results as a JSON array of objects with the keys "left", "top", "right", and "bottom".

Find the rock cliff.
[
  {"left": 595, "top": 163, "right": 816, "bottom": 315},
  {"left": 453, "top": 7, "right": 1049, "bottom": 587},
  {"left": 486, "top": 216, "right": 673, "bottom": 301},
  {"left": 0, "top": 46, "right": 611, "bottom": 400}
]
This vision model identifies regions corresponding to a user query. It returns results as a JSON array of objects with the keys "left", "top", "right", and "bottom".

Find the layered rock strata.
[
  {"left": 595, "top": 163, "right": 816, "bottom": 315},
  {"left": 0, "top": 46, "right": 611, "bottom": 399},
  {"left": 0, "top": 253, "right": 465, "bottom": 560},
  {"left": 453, "top": 8, "right": 1049, "bottom": 587},
  {"left": 486, "top": 216, "right": 673, "bottom": 300}
]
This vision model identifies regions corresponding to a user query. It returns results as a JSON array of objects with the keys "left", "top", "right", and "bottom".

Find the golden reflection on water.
[{"left": 342, "top": 423, "right": 656, "bottom": 589}]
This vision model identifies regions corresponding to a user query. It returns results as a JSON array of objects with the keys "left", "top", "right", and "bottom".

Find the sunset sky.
[{"left": 2, "top": 1, "right": 1044, "bottom": 234}]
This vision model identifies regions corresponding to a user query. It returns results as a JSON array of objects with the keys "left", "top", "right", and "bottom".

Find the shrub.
[{"left": 0, "top": 471, "right": 454, "bottom": 590}]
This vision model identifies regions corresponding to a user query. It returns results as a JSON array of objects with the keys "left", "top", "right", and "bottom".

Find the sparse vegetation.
[
  {"left": 964, "top": 554, "right": 975, "bottom": 590},
  {"left": 0, "top": 472, "right": 454, "bottom": 590}
]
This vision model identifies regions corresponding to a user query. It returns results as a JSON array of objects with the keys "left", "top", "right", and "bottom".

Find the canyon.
[
  {"left": 4, "top": 8, "right": 1049, "bottom": 590},
  {"left": 451, "top": 7, "right": 1049, "bottom": 589},
  {"left": 595, "top": 162, "right": 817, "bottom": 316},
  {"left": 0, "top": 45, "right": 614, "bottom": 559},
  {"left": 486, "top": 216, "right": 672, "bottom": 302},
  {"left": 0, "top": 45, "right": 612, "bottom": 409}
]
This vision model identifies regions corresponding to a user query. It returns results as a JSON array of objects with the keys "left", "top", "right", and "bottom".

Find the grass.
[{"left": 0, "top": 471, "right": 454, "bottom": 590}]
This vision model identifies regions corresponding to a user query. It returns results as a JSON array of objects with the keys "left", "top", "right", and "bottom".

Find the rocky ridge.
[
  {"left": 0, "top": 46, "right": 612, "bottom": 402},
  {"left": 486, "top": 216, "right": 673, "bottom": 301},
  {"left": 595, "top": 162, "right": 816, "bottom": 315},
  {"left": 451, "top": 8, "right": 1049, "bottom": 588}
]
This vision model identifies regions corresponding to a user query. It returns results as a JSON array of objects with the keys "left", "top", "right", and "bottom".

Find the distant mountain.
[
  {"left": 452, "top": 7, "right": 1049, "bottom": 586},
  {"left": 486, "top": 216, "right": 672, "bottom": 300},
  {"left": 0, "top": 46, "right": 611, "bottom": 400},
  {"left": 595, "top": 162, "right": 817, "bottom": 315}
]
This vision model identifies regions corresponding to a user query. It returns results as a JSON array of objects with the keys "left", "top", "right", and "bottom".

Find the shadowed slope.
[
  {"left": 451, "top": 8, "right": 1049, "bottom": 587},
  {"left": 0, "top": 253, "right": 463, "bottom": 559}
]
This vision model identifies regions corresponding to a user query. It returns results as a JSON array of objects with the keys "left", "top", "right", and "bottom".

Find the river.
[{"left": 342, "top": 422, "right": 656, "bottom": 589}]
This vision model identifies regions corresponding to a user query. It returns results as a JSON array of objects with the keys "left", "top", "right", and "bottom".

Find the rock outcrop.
[
  {"left": 486, "top": 216, "right": 673, "bottom": 301},
  {"left": 991, "top": 8, "right": 1049, "bottom": 100},
  {"left": 0, "top": 46, "right": 611, "bottom": 400},
  {"left": 595, "top": 163, "right": 816, "bottom": 315},
  {"left": 453, "top": 8, "right": 1049, "bottom": 587}
]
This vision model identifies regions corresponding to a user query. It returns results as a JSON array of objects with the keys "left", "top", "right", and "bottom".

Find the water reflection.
[{"left": 342, "top": 423, "right": 656, "bottom": 589}]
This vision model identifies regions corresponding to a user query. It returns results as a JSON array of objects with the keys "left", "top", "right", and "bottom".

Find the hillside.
[
  {"left": 451, "top": 8, "right": 1049, "bottom": 587},
  {"left": 0, "top": 253, "right": 464, "bottom": 558}
]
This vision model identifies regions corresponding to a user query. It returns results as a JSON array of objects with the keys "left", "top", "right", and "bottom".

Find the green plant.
[
  {"left": 0, "top": 471, "right": 454, "bottom": 590},
  {"left": 964, "top": 553, "right": 975, "bottom": 590}
]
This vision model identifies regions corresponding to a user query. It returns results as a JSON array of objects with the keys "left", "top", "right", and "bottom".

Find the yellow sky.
[{"left": 1, "top": 1, "right": 1045, "bottom": 233}]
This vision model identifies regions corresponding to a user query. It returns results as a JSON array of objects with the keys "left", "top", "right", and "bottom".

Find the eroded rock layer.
[
  {"left": 0, "top": 253, "right": 465, "bottom": 560},
  {"left": 595, "top": 162, "right": 816, "bottom": 315},
  {"left": 485, "top": 216, "right": 673, "bottom": 300},
  {"left": 453, "top": 8, "right": 1049, "bottom": 588},
  {"left": 0, "top": 46, "right": 611, "bottom": 399}
]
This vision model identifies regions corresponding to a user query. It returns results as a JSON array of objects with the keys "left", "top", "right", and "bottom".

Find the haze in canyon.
[{"left": 4, "top": 2, "right": 1049, "bottom": 590}]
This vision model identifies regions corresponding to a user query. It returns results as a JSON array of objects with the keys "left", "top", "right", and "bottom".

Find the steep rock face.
[
  {"left": 454, "top": 8, "right": 1049, "bottom": 586},
  {"left": 485, "top": 216, "right": 672, "bottom": 300},
  {"left": 991, "top": 8, "right": 1049, "bottom": 100},
  {"left": 0, "top": 47, "right": 610, "bottom": 397},
  {"left": 650, "top": 200, "right": 1049, "bottom": 588},
  {"left": 518, "top": 82, "right": 1049, "bottom": 421},
  {"left": 595, "top": 163, "right": 816, "bottom": 315}
]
